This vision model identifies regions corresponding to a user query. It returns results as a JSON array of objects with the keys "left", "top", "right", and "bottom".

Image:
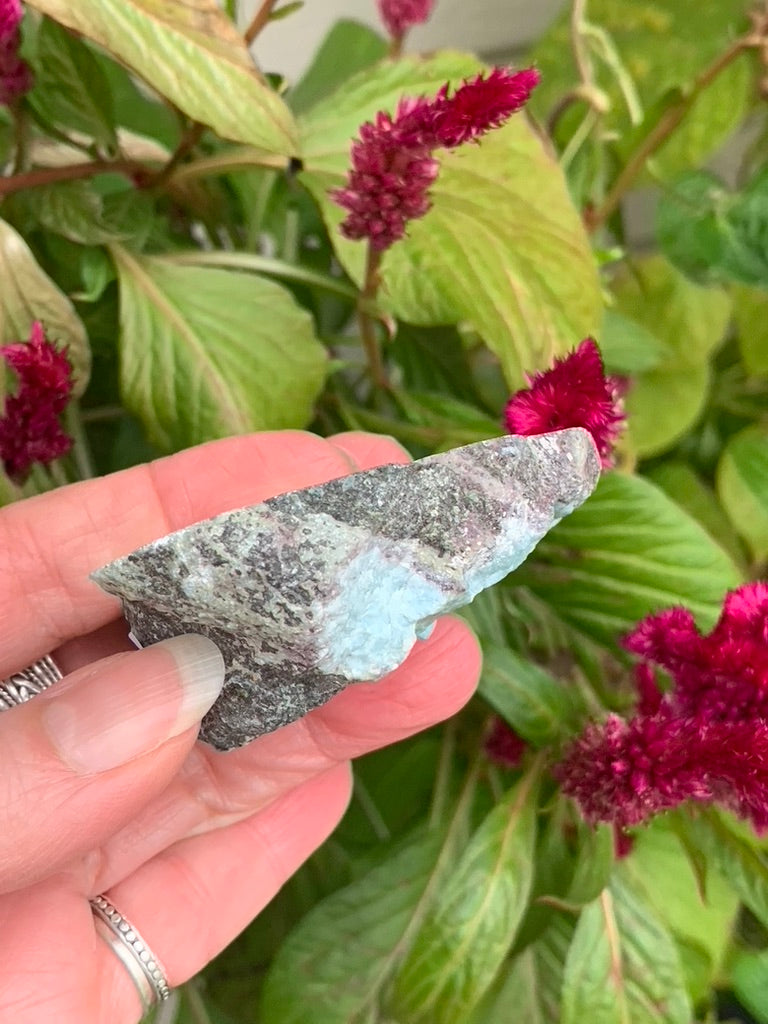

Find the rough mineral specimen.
[{"left": 92, "top": 428, "right": 600, "bottom": 749}]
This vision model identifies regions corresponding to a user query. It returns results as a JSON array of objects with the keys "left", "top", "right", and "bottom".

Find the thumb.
[{"left": 0, "top": 635, "right": 224, "bottom": 894}]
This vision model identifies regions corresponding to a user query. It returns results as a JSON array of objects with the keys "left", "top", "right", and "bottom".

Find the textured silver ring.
[
  {"left": 0, "top": 654, "right": 63, "bottom": 710},
  {"left": 91, "top": 894, "right": 171, "bottom": 1011}
]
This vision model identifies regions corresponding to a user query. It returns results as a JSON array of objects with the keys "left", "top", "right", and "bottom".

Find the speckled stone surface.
[{"left": 92, "top": 428, "right": 600, "bottom": 749}]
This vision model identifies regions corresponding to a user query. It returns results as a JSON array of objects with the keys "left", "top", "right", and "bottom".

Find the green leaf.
[
  {"left": 682, "top": 810, "right": 768, "bottom": 933},
  {"left": 567, "top": 825, "right": 614, "bottom": 906},
  {"left": 111, "top": 246, "right": 326, "bottom": 451},
  {"left": 732, "top": 283, "right": 768, "bottom": 377},
  {"left": 29, "top": 17, "right": 117, "bottom": 148},
  {"left": 658, "top": 169, "right": 768, "bottom": 289},
  {"left": 9, "top": 181, "right": 129, "bottom": 246},
  {"left": 260, "top": 828, "right": 452, "bottom": 1024},
  {"left": 26, "top": 0, "right": 298, "bottom": 155},
  {"left": 645, "top": 460, "right": 746, "bottom": 569},
  {"left": 620, "top": 820, "right": 739, "bottom": 1004},
  {"left": 717, "top": 425, "right": 768, "bottom": 562},
  {"left": 0, "top": 219, "right": 91, "bottom": 396},
  {"left": 529, "top": 0, "right": 752, "bottom": 177},
  {"left": 731, "top": 947, "right": 768, "bottom": 1024},
  {"left": 289, "top": 19, "right": 388, "bottom": 115},
  {"left": 561, "top": 880, "right": 692, "bottom": 1024},
  {"left": 479, "top": 645, "right": 578, "bottom": 747},
  {"left": 611, "top": 256, "right": 731, "bottom": 456},
  {"left": 389, "top": 766, "right": 540, "bottom": 1024},
  {"left": 599, "top": 309, "right": 670, "bottom": 374},
  {"left": 515, "top": 471, "right": 743, "bottom": 648},
  {"left": 469, "top": 917, "right": 575, "bottom": 1024},
  {"left": 299, "top": 53, "right": 602, "bottom": 387}
]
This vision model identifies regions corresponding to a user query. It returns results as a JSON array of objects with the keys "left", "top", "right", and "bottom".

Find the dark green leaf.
[
  {"left": 289, "top": 19, "right": 387, "bottom": 114},
  {"left": 27, "top": 0, "right": 298, "bottom": 154},
  {"left": 611, "top": 256, "right": 731, "bottom": 456},
  {"left": 479, "top": 645, "right": 578, "bottom": 747},
  {"left": 561, "top": 880, "right": 692, "bottom": 1024},
  {"left": 389, "top": 766, "right": 540, "bottom": 1024},
  {"left": 300, "top": 53, "right": 602, "bottom": 387},
  {"left": 516, "top": 471, "right": 742, "bottom": 648},
  {"left": 0, "top": 218, "right": 91, "bottom": 396},
  {"left": 11, "top": 181, "right": 129, "bottom": 245},
  {"left": 567, "top": 825, "right": 614, "bottom": 906},
  {"left": 111, "top": 247, "right": 326, "bottom": 451},
  {"left": 30, "top": 17, "right": 116, "bottom": 148},
  {"left": 717, "top": 425, "right": 768, "bottom": 561}
]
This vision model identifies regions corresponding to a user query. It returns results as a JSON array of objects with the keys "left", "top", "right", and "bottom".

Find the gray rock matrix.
[{"left": 92, "top": 428, "right": 600, "bottom": 750}]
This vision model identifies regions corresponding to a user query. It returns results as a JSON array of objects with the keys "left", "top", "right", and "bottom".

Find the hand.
[{"left": 0, "top": 431, "right": 480, "bottom": 1024}]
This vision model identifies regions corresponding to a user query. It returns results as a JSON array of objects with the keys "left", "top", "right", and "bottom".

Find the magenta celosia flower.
[
  {"left": 485, "top": 717, "right": 527, "bottom": 768},
  {"left": 377, "top": 0, "right": 434, "bottom": 39},
  {"left": 625, "top": 582, "right": 768, "bottom": 724},
  {"left": 504, "top": 338, "right": 626, "bottom": 468},
  {"left": 0, "top": 0, "right": 32, "bottom": 106},
  {"left": 558, "top": 583, "right": 768, "bottom": 832},
  {"left": 558, "top": 712, "right": 768, "bottom": 831},
  {"left": 0, "top": 322, "right": 74, "bottom": 482},
  {"left": 331, "top": 67, "right": 539, "bottom": 251}
]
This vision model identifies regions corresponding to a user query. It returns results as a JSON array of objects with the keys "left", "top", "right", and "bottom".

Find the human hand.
[{"left": 0, "top": 431, "right": 480, "bottom": 1024}]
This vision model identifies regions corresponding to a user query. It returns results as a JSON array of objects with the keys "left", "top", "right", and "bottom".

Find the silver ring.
[
  {"left": 90, "top": 894, "right": 171, "bottom": 1011},
  {"left": 0, "top": 654, "right": 63, "bottom": 710}
]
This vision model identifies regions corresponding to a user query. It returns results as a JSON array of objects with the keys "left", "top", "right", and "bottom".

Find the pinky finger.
[{"left": 97, "top": 763, "right": 353, "bottom": 1022}]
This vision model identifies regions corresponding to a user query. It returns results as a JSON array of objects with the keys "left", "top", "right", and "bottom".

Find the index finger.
[{"left": 0, "top": 432, "right": 375, "bottom": 675}]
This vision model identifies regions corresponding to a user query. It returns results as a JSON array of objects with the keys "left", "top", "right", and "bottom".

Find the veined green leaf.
[
  {"left": 389, "top": 765, "right": 540, "bottom": 1024},
  {"left": 300, "top": 53, "right": 601, "bottom": 387},
  {"left": 0, "top": 219, "right": 90, "bottom": 397},
  {"left": 111, "top": 247, "right": 326, "bottom": 451},
  {"left": 515, "top": 471, "right": 742, "bottom": 648},
  {"left": 732, "top": 284, "right": 768, "bottom": 377},
  {"left": 26, "top": 0, "right": 297, "bottom": 154},
  {"left": 717, "top": 425, "right": 768, "bottom": 562},
  {"left": 561, "top": 880, "right": 691, "bottom": 1024}
]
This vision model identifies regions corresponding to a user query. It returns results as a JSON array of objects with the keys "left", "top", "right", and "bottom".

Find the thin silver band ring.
[
  {"left": 0, "top": 654, "right": 63, "bottom": 710},
  {"left": 91, "top": 895, "right": 171, "bottom": 1010}
]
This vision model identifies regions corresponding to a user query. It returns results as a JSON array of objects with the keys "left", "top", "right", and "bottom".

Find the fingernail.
[{"left": 42, "top": 635, "right": 226, "bottom": 774}]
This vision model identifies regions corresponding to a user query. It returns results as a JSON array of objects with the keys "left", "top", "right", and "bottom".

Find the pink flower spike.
[
  {"left": 504, "top": 338, "right": 626, "bottom": 468},
  {"left": 430, "top": 67, "right": 541, "bottom": 148},
  {"left": 377, "top": 0, "right": 435, "bottom": 40},
  {"left": 0, "top": 322, "right": 75, "bottom": 483}
]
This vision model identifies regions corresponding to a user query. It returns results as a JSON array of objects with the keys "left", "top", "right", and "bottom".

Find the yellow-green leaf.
[{"left": 26, "top": 0, "right": 298, "bottom": 155}]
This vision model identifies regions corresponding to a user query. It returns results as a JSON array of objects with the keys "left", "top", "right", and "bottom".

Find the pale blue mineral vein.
[{"left": 91, "top": 427, "right": 600, "bottom": 750}]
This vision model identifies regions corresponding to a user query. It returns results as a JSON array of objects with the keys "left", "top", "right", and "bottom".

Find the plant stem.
[
  {"left": 11, "top": 101, "right": 28, "bottom": 175},
  {"left": 65, "top": 403, "right": 95, "bottom": 480},
  {"left": 570, "top": 0, "right": 592, "bottom": 87},
  {"left": 357, "top": 246, "right": 389, "bottom": 391},
  {"left": 587, "top": 34, "right": 752, "bottom": 232},
  {"left": 388, "top": 33, "right": 405, "bottom": 58},
  {"left": 148, "top": 122, "right": 206, "bottom": 190},
  {"left": 244, "top": 0, "right": 279, "bottom": 44},
  {"left": 0, "top": 158, "right": 148, "bottom": 198}
]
